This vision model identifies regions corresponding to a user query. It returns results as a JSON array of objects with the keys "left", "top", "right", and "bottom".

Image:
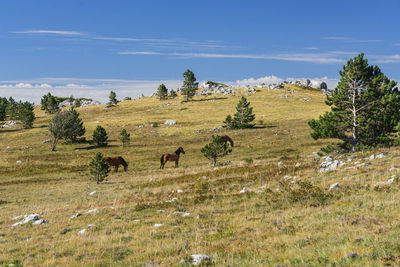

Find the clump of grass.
[
  {"left": 194, "top": 178, "right": 209, "bottom": 202},
  {"left": 264, "top": 180, "right": 336, "bottom": 209}
]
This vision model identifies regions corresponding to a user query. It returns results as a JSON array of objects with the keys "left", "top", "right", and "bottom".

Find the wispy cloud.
[
  {"left": 12, "top": 30, "right": 86, "bottom": 36},
  {"left": 323, "top": 36, "right": 381, "bottom": 43},
  {"left": 119, "top": 51, "right": 345, "bottom": 64},
  {"left": 370, "top": 54, "right": 400, "bottom": 63}
]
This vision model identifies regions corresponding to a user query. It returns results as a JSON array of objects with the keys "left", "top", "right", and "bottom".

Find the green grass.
[{"left": 0, "top": 86, "right": 400, "bottom": 266}]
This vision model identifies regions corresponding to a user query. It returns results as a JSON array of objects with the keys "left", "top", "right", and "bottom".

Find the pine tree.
[
  {"left": 222, "top": 114, "right": 234, "bottom": 129},
  {"left": 92, "top": 125, "right": 108, "bottom": 147},
  {"left": 231, "top": 96, "right": 255, "bottom": 129},
  {"left": 89, "top": 152, "right": 110, "bottom": 184},
  {"left": 48, "top": 109, "right": 85, "bottom": 150},
  {"left": 41, "top": 93, "right": 59, "bottom": 114},
  {"left": 0, "top": 97, "right": 9, "bottom": 121},
  {"left": 181, "top": 69, "right": 198, "bottom": 102},
  {"left": 309, "top": 53, "right": 400, "bottom": 151},
  {"left": 63, "top": 107, "right": 85, "bottom": 143},
  {"left": 18, "top": 101, "right": 35, "bottom": 129},
  {"left": 157, "top": 84, "right": 168, "bottom": 100},
  {"left": 201, "top": 135, "right": 232, "bottom": 166},
  {"left": 108, "top": 91, "right": 118, "bottom": 106},
  {"left": 74, "top": 98, "right": 81, "bottom": 108},
  {"left": 119, "top": 129, "right": 130, "bottom": 147},
  {"left": 169, "top": 89, "right": 177, "bottom": 98}
]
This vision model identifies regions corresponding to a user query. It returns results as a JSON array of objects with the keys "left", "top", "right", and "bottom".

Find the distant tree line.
[{"left": 0, "top": 97, "right": 35, "bottom": 129}]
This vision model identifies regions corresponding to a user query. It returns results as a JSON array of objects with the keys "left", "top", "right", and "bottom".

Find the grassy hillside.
[{"left": 1, "top": 86, "right": 400, "bottom": 266}]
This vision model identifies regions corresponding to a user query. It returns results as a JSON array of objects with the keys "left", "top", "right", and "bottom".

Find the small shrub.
[
  {"left": 194, "top": 179, "right": 209, "bottom": 202},
  {"left": 92, "top": 126, "right": 108, "bottom": 147},
  {"left": 89, "top": 152, "right": 110, "bottom": 184},
  {"left": 119, "top": 129, "right": 130, "bottom": 147}
]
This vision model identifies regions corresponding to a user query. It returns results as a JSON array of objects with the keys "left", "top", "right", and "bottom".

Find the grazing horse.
[
  {"left": 160, "top": 147, "right": 185, "bottom": 169},
  {"left": 105, "top": 156, "right": 128, "bottom": 172},
  {"left": 221, "top": 135, "right": 234, "bottom": 147}
]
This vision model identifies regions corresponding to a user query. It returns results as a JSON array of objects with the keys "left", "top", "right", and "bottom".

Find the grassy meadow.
[{"left": 1, "top": 86, "right": 400, "bottom": 266}]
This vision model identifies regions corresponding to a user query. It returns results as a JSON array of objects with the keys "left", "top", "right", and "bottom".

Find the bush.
[
  {"left": 92, "top": 125, "right": 108, "bottom": 147},
  {"left": 18, "top": 101, "right": 35, "bottom": 129},
  {"left": 201, "top": 135, "right": 232, "bottom": 166},
  {"left": 119, "top": 129, "right": 130, "bottom": 147},
  {"left": 223, "top": 97, "right": 255, "bottom": 129},
  {"left": 89, "top": 152, "right": 110, "bottom": 184},
  {"left": 41, "top": 93, "right": 60, "bottom": 114}
]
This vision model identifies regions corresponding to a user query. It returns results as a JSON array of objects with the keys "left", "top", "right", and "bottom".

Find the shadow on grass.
[
  {"left": 78, "top": 144, "right": 119, "bottom": 150},
  {"left": 192, "top": 97, "right": 228, "bottom": 102}
]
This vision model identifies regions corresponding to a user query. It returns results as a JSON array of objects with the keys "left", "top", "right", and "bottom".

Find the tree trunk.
[
  {"left": 51, "top": 138, "right": 58, "bottom": 151},
  {"left": 213, "top": 157, "right": 217, "bottom": 166},
  {"left": 351, "top": 81, "right": 358, "bottom": 152}
]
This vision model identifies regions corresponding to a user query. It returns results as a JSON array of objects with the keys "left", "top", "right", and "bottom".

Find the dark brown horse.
[
  {"left": 105, "top": 156, "right": 128, "bottom": 172},
  {"left": 160, "top": 147, "right": 185, "bottom": 169},
  {"left": 221, "top": 135, "right": 234, "bottom": 147}
]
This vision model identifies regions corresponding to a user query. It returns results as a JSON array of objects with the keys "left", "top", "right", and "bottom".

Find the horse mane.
[
  {"left": 118, "top": 156, "right": 128, "bottom": 167},
  {"left": 175, "top": 147, "right": 182, "bottom": 154}
]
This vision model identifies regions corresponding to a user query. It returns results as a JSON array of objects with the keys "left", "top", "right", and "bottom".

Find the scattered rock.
[
  {"left": 88, "top": 224, "right": 95, "bottom": 228},
  {"left": 164, "top": 120, "right": 176, "bottom": 125},
  {"left": 16, "top": 160, "right": 22, "bottom": 164},
  {"left": 278, "top": 161, "right": 284, "bottom": 167},
  {"left": 78, "top": 229, "right": 86, "bottom": 235},
  {"left": 88, "top": 191, "right": 96, "bottom": 196},
  {"left": 153, "top": 223, "right": 163, "bottom": 227},
  {"left": 1, "top": 121, "right": 18, "bottom": 128},
  {"left": 329, "top": 183, "right": 340, "bottom": 191},
  {"left": 12, "top": 214, "right": 44, "bottom": 227},
  {"left": 42, "top": 139, "right": 52, "bottom": 143},
  {"left": 85, "top": 208, "right": 98, "bottom": 214},
  {"left": 295, "top": 163, "right": 301, "bottom": 167},
  {"left": 319, "top": 159, "right": 345, "bottom": 172},
  {"left": 177, "top": 189, "right": 183, "bottom": 193},
  {"left": 239, "top": 187, "right": 248, "bottom": 194},
  {"left": 189, "top": 254, "right": 213, "bottom": 265},
  {"left": 390, "top": 167, "right": 400, "bottom": 172},
  {"left": 300, "top": 98, "right": 311, "bottom": 102},
  {"left": 32, "top": 219, "right": 48, "bottom": 225},
  {"left": 70, "top": 213, "right": 82, "bottom": 219}
]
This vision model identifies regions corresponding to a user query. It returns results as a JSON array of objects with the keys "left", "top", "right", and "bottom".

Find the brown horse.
[
  {"left": 221, "top": 135, "right": 234, "bottom": 147},
  {"left": 105, "top": 156, "right": 128, "bottom": 172},
  {"left": 160, "top": 147, "right": 185, "bottom": 169}
]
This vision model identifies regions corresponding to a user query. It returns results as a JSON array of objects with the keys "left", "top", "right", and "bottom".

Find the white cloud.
[
  {"left": 0, "top": 78, "right": 182, "bottom": 104},
  {"left": 323, "top": 36, "right": 381, "bottom": 43},
  {"left": 119, "top": 51, "right": 345, "bottom": 64},
  {"left": 12, "top": 30, "right": 85, "bottom": 36},
  {"left": 370, "top": 54, "right": 400, "bottom": 63},
  {"left": 234, "top": 75, "right": 283, "bottom": 86}
]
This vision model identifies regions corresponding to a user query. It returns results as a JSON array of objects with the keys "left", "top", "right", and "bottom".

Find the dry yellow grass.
[{"left": 1, "top": 86, "right": 400, "bottom": 266}]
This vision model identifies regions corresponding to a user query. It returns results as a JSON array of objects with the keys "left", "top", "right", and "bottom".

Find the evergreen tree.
[
  {"left": 169, "top": 89, "right": 178, "bottom": 98},
  {"left": 92, "top": 125, "right": 108, "bottom": 147},
  {"left": 119, "top": 129, "right": 130, "bottom": 147},
  {"left": 18, "top": 101, "right": 35, "bottom": 129},
  {"left": 201, "top": 135, "right": 232, "bottom": 166},
  {"left": 156, "top": 84, "right": 168, "bottom": 100},
  {"left": 108, "top": 91, "right": 118, "bottom": 106},
  {"left": 222, "top": 114, "right": 234, "bottom": 129},
  {"left": 68, "top": 95, "right": 74, "bottom": 105},
  {"left": 181, "top": 69, "right": 198, "bottom": 101},
  {"left": 231, "top": 96, "right": 255, "bottom": 129},
  {"left": 6, "top": 97, "right": 18, "bottom": 119},
  {"left": 309, "top": 53, "right": 400, "bottom": 151},
  {"left": 41, "top": 93, "right": 59, "bottom": 114},
  {"left": 63, "top": 107, "right": 85, "bottom": 143},
  {"left": 0, "top": 97, "right": 8, "bottom": 121},
  {"left": 74, "top": 98, "right": 81, "bottom": 108},
  {"left": 89, "top": 152, "right": 110, "bottom": 184},
  {"left": 48, "top": 111, "right": 67, "bottom": 151}
]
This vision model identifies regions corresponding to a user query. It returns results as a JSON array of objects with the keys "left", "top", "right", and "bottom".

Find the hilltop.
[{"left": 1, "top": 85, "right": 400, "bottom": 266}]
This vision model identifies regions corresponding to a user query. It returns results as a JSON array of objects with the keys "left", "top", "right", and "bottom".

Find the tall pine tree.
[
  {"left": 228, "top": 96, "right": 255, "bottom": 129},
  {"left": 156, "top": 84, "right": 168, "bottom": 100},
  {"left": 181, "top": 69, "right": 198, "bottom": 102},
  {"left": 309, "top": 53, "right": 400, "bottom": 151}
]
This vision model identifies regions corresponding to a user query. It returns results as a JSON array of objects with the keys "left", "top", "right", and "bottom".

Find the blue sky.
[{"left": 1, "top": 0, "right": 400, "bottom": 102}]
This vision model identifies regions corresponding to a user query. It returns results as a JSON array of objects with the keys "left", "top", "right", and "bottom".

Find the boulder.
[
  {"left": 190, "top": 254, "right": 213, "bottom": 266},
  {"left": 319, "top": 159, "right": 345, "bottom": 172},
  {"left": 329, "top": 183, "right": 340, "bottom": 190}
]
